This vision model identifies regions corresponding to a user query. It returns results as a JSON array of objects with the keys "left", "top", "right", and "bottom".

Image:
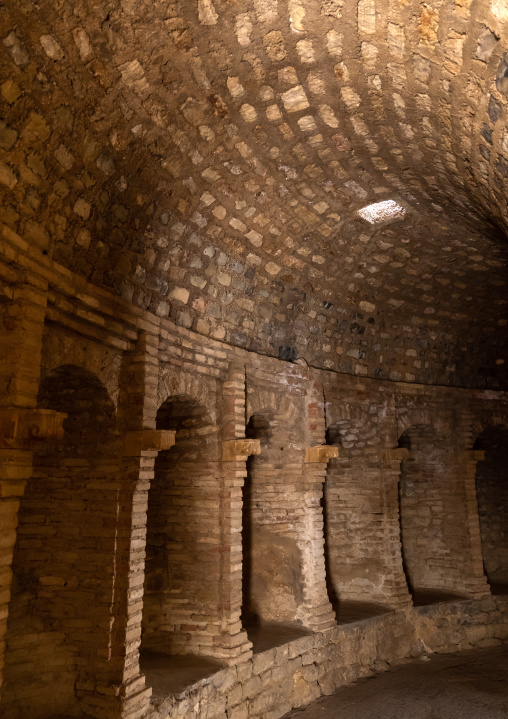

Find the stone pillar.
[
  {"left": 218, "top": 364, "right": 256, "bottom": 664},
  {"left": 0, "top": 451, "right": 26, "bottom": 705},
  {"left": 456, "top": 449, "right": 490, "bottom": 598},
  {"left": 0, "top": 280, "right": 48, "bottom": 705},
  {"left": 380, "top": 448, "right": 413, "bottom": 607},
  {"left": 298, "top": 446, "right": 338, "bottom": 631},
  {"left": 115, "top": 330, "right": 161, "bottom": 719},
  {"left": 113, "top": 436, "right": 173, "bottom": 719}
]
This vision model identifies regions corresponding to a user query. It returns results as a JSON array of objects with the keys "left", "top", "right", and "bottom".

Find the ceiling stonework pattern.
[{"left": 1, "top": 0, "right": 508, "bottom": 387}]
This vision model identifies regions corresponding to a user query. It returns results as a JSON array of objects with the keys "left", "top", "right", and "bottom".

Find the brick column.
[
  {"left": 79, "top": 330, "right": 163, "bottom": 719},
  {"left": 0, "top": 280, "right": 48, "bottom": 705},
  {"left": 219, "top": 364, "right": 255, "bottom": 664},
  {"left": 0, "top": 449, "right": 31, "bottom": 703},
  {"left": 380, "top": 449, "right": 413, "bottom": 608},
  {"left": 298, "top": 446, "right": 338, "bottom": 631},
  {"left": 115, "top": 330, "right": 162, "bottom": 719}
]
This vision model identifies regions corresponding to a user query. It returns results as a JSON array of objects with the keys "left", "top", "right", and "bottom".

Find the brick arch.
[
  {"left": 397, "top": 417, "right": 473, "bottom": 600},
  {"left": 398, "top": 423, "right": 439, "bottom": 451},
  {"left": 470, "top": 415, "right": 508, "bottom": 449},
  {"left": 325, "top": 419, "right": 370, "bottom": 450},
  {"left": 142, "top": 386, "right": 223, "bottom": 657},
  {"left": 397, "top": 408, "right": 433, "bottom": 435},
  {"left": 37, "top": 363, "right": 118, "bottom": 457},
  {"left": 242, "top": 391, "right": 306, "bottom": 626},
  {"left": 321, "top": 402, "right": 393, "bottom": 608},
  {"left": 246, "top": 390, "right": 299, "bottom": 427},
  {"left": 470, "top": 418, "right": 486, "bottom": 448},
  {"left": 157, "top": 393, "right": 217, "bottom": 436},
  {"left": 40, "top": 331, "right": 123, "bottom": 410},
  {"left": 473, "top": 422, "right": 508, "bottom": 447},
  {"left": 396, "top": 408, "right": 452, "bottom": 444},
  {"left": 325, "top": 400, "right": 374, "bottom": 428},
  {"left": 158, "top": 369, "right": 218, "bottom": 427}
]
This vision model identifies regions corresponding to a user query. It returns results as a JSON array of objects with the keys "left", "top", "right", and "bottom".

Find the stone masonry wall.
[
  {"left": 147, "top": 597, "right": 508, "bottom": 719},
  {"left": 1, "top": 227, "right": 508, "bottom": 719}
]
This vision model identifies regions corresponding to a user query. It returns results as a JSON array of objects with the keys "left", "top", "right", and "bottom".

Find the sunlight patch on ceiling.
[{"left": 358, "top": 199, "right": 406, "bottom": 224}]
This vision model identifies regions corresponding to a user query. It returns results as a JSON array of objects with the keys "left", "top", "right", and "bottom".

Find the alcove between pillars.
[
  {"left": 398, "top": 425, "right": 469, "bottom": 606},
  {"left": 322, "top": 420, "right": 393, "bottom": 623},
  {"left": 473, "top": 425, "right": 508, "bottom": 595},
  {"left": 141, "top": 394, "right": 224, "bottom": 661},
  {"left": 2, "top": 364, "right": 120, "bottom": 719},
  {"left": 241, "top": 410, "right": 308, "bottom": 650}
]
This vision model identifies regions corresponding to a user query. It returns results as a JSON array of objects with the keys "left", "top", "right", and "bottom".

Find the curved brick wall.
[{"left": 0, "top": 233, "right": 507, "bottom": 719}]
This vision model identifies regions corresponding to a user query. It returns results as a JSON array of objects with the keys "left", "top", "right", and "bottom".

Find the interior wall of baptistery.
[
  {"left": 0, "top": 229, "right": 507, "bottom": 719},
  {"left": 2, "top": 2, "right": 508, "bottom": 719}
]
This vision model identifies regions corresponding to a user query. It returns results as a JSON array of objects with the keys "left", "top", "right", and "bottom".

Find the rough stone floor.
[{"left": 284, "top": 644, "right": 508, "bottom": 719}]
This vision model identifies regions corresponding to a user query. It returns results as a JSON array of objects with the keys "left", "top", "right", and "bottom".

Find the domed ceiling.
[{"left": 1, "top": 0, "right": 508, "bottom": 387}]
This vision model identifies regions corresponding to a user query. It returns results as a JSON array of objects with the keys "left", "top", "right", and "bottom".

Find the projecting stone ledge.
[
  {"left": 382, "top": 448, "right": 410, "bottom": 464},
  {"left": 222, "top": 438, "right": 261, "bottom": 461},
  {"left": 123, "top": 429, "right": 176, "bottom": 455},
  {"left": 0, "top": 408, "right": 67, "bottom": 448},
  {"left": 304, "top": 446, "right": 339, "bottom": 463}
]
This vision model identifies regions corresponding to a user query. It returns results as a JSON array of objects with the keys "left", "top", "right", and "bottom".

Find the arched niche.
[
  {"left": 323, "top": 419, "right": 390, "bottom": 621},
  {"left": 241, "top": 410, "right": 304, "bottom": 634},
  {"left": 141, "top": 394, "right": 222, "bottom": 659},
  {"left": 398, "top": 424, "right": 467, "bottom": 606},
  {"left": 3, "top": 365, "right": 119, "bottom": 719},
  {"left": 473, "top": 425, "right": 508, "bottom": 594}
]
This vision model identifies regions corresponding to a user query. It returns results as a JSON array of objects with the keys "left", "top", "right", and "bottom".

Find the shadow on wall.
[
  {"left": 398, "top": 425, "right": 469, "bottom": 606},
  {"left": 321, "top": 419, "right": 394, "bottom": 621},
  {"left": 474, "top": 425, "right": 508, "bottom": 593},
  {"left": 3, "top": 364, "right": 119, "bottom": 719},
  {"left": 142, "top": 394, "right": 221, "bottom": 658}
]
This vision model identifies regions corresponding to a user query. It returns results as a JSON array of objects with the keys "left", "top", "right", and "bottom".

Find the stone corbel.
[
  {"left": 124, "top": 429, "right": 176, "bottom": 456},
  {"left": 381, "top": 448, "right": 409, "bottom": 465},
  {"left": 0, "top": 408, "right": 67, "bottom": 449},
  {"left": 304, "top": 445, "right": 339, "bottom": 464},
  {"left": 222, "top": 438, "right": 261, "bottom": 462}
]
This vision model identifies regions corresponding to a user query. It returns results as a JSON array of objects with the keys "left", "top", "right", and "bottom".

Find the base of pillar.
[
  {"left": 296, "top": 602, "right": 336, "bottom": 632},
  {"left": 78, "top": 679, "right": 152, "bottom": 719},
  {"left": 214, "top": 629, "right": 253, "bottom": 665},
  {"left": 463, "top": 581, "right": 492, "bottom": 601},
  {"left": 142, "top": 627, "right": 252, "bottom": 667}
]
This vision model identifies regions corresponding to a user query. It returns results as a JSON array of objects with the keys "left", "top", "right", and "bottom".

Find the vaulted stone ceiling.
[{"left": 1, "top": 0, "right": 508, "bottom": 387}]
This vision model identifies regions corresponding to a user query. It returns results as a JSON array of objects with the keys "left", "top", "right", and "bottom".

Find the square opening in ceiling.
[{"left": 358, "top": 199, "right": 406, "bottom": 224}]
